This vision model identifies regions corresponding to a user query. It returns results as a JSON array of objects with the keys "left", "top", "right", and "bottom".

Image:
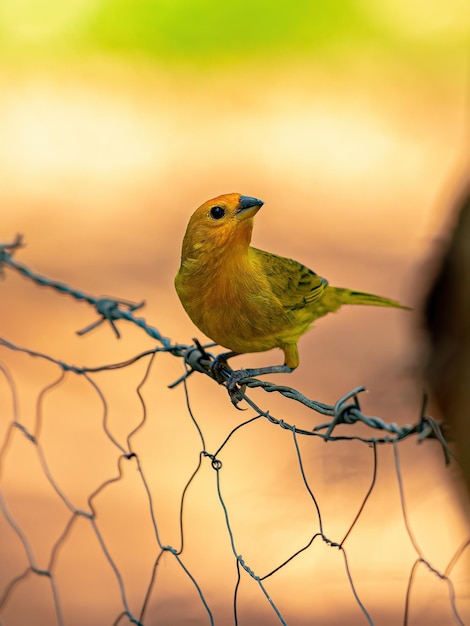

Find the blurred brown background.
[{"left": 0, "top": 1, "right": 469, "bottom": 624}]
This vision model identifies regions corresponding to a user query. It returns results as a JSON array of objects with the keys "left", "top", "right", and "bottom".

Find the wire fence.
[{"left": 0, "top": 234, "right": 469, "bottom": 626}]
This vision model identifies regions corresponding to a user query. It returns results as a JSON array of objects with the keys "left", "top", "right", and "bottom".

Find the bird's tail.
[{"left": 326, "top": 286, "right": 411, "bottom": 311}]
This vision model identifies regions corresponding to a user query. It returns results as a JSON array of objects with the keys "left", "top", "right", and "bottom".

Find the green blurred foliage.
[
  {"left": 84, "top": 0, "right": 368, "bottom": 60},
  {"left": 0, "top": 0, "right": 467, "bottom": 70}
]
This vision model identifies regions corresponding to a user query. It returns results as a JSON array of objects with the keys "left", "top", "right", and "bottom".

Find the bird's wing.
[{"left": 252, "top": 248, "right": 328, "bottom": 311}]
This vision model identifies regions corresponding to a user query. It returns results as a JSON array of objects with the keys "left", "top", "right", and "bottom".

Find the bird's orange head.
[{"left": 181, "top": 193, "right": 264, "bottom": 261}]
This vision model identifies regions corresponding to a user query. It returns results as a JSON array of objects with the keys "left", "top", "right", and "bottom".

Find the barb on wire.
[
  {"left": 0, "top": 235, "right": 178, "bottom": 350},
  {"left": 76, "top": 297, "right": 146, "bottom": 339},
  {"left": 0, "top": 235, "right": 24, "bottom": 278}
]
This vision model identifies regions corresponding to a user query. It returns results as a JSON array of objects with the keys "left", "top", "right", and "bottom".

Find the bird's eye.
[{"left": 209, "top": 206, "right": 225, "bottom": 220}]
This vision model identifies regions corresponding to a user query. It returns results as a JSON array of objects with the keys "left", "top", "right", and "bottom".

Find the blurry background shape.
[{"left": 425, "top": 184, "right": 470, "bottom": 493}]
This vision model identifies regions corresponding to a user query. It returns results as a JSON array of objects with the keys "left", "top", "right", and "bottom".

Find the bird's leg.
[
  {"left": 226, "top": 365, "right": 294, "bottom": 389},
  {"left": 225, "top": 345, "right": 298, "bottom": 405},
  {"left": 225, "top": 364, "right": 294, "bottom": 407},
  {"left": 211, "top": 343, "right": 297, "bottom": 406}
]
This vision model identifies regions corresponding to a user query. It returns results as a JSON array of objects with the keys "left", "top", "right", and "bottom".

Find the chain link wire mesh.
[{"left": 0, "top": 235, "right": 469, "bottom": 625}]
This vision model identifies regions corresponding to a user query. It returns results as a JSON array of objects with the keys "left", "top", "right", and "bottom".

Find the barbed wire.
[{"left": 0, "top": 235, "right": 468, "bottom": 625}]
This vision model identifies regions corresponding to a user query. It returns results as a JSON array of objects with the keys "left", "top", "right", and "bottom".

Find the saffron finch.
[{"left": 175, "top": 193, "right": 409, "bottom": 381}]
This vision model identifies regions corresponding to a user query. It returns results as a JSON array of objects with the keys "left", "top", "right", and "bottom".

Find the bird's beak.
[{"left": 237, "top": 195, "right": 264, "bottom": 220}]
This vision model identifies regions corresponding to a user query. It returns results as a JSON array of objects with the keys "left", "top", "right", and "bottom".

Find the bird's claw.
[
  {"left": 224, "top": 369, "right": 253, "bottom": 408},
  {"left": 207, "top": 357, "right": 249, "bottom": 408},
  {"left": 175, "top": 342, "right": 251, "bottom": 408}
]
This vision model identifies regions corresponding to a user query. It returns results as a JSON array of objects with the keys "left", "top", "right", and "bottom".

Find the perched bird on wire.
[{"left": 175, "top": 193, "right": 409, "bottom": 388}]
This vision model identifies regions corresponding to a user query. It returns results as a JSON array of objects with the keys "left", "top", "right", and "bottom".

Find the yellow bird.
[{"left": 175, "top": 193, "right": 409, "bottom": 382}]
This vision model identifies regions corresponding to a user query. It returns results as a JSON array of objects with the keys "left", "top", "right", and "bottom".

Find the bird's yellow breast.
[{"left": 175, "top": 249, "right": 304, "bottom": 354}]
